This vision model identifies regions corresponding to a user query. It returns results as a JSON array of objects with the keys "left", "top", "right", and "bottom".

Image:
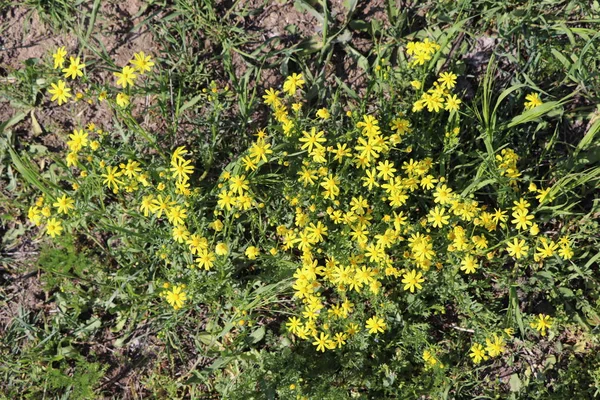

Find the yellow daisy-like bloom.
[
  {"left": 114, "top": 65, "right": 137, "bottom": 88},
  {"left": 121, "top": 160, "right": 142, "bottom": 178},
  {"left": 334, "top": 332, "right": 347, "bottom": 348},
  {"left": 427, "top": 206, "right": 449, "bottom": 228},
  {"left": 139, "top": 195, "right": 154, "bottom": 217},
  {"left": 558, "top": 242, "right": 574, "bottom": 260},
  {"left": 410, "top": 80, "right": 422, "bottom": 89},
  {"left": 45, "top": 218, "right": 63, "bottom": 238},
  {"left": 535, "top": 238, "right": 558, "bottom": 260},
  {"left": 286, "top": 316, "right": 302, "bottom": 334},
  {"left": 101, "top": 166, "right": 124, "bottom": 192},
  {"left": 248, "top": 140, "right": 273, "bottom": 163},
  {"left": 460, "top": 255, "right": 478, "bottom": 274},
  {"left": 531, "top": 313, "right": 552, "bottom": 336},
  {"left": 433, "top": 184, "right": 453, "bottom": 205},
  {"left": 116, "top": 93, "right": 130, "bottom": 107},
  {"left": 511, "top": 209, "right": 534, "bottom": 230},
  {"left": 365, "top": 316, "right": 386, "bottom": 334},
  {"left": 187, "top": 234, "right": 208, "bottom": 255},
  {"left": 48, "top": 80, "right": 72, "bottom": 105},
  {"left": 524, "top": 92, "right": 543, "bottom": 110},
  {"left": 299, "top": 127, "right": 326, "bottom": 152},
  {"left": 469, "top": 343, "right": 488, "bottom": 364},
  {"left": 215, "top": 242, "right": 228, "bottom": 256},
  {"left": 152, "top": 194, "right": 175, "bottom": 218},
  {"left": 444, "top": 94, "right": 462, "bottom": 112},
  {"left": 438, "top": 71, "right": 457, "bottom": 89},
  {"left": 229, "top": 175, "right": 249, "bottom": 195},
  {"left": 52, "top": 194, "right": 75, "bottom": 215},
  {"left": 172, "top": 225, "right": 190, "bottom": 243},
  {"left": 165, "top": 284, "right": 187, "bottom": 310},
  {"left": 316, "top": 108, "right": 330, "bottom": 120},
  {"left": 485, "top": 335, "right": 506, "bottom": 357},
  {"left": 52, "top": 46, "right": 67, "bottom": 69},
  {"left": 62, "top": 56, "right": 85, "bottom": 79},
  {"left": 506, "top": 237, "right": 529, "bottom": 259},
  {"left": 401, "top": 269, "right": 425, "bottom": 292},
  {"left": 167, "top": 205, "right": 187, "bottom": 226},
  {"left": 211, "top": 219, "right": 224, "bottom": 232},
  {"left": 312, "top": 332, "right": 335, "bottom": 352},
  {"left": 28, "top": 206, "right": 43, "bottom": 226},
  {"left": 67, "top": 129, "right": 89, "bottom": 152},
  {"left": 283, "top": 72, "right": 305, "bottom": 95},
  {"left": 130, "top": 51, "right": 155, "bottom": 73},
  {"left": 262, "top": 88, "right": 281, "bottom": 107},
  {"left": 245, "top": 246, "right": 260, "bottom": 260},
  {"left": 171, "top": 145, "right": 188, "bottom": 164},
  {"left": 196, "top": 249, "right": 216, "bottom": 270},
  {"left": 41, "top": 206, "right": 51, "bottom": 217},
  {"left": 170, "top": 158, "right": 194, "bottom": 183},
  {"left": 65, "top": 151, "right": 78, "bottom": 167}
]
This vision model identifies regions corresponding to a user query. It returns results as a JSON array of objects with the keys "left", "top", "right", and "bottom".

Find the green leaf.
[
  {"left": 177, "top": 93, "right": 204, "bottom": 116},
  {"left": 8, "top": 146, "right": 60, "bottom": 199},
  {"left": 550, "top": 48, "right": 572, "bottom": 71},
  {"left": 0, "top": 111, "right": 28, "bottom": 134},
  {"left": 509, "top": 286, "right": 525, "bottom": 337},
  {"left": 343, "top": 43, "right": 369, "bottom": 71},
  {"left": 575, "top": 117, "right": 600, "bottom": 156},
  {"left": 249, "top": 326, "right": 265, "bottom": 344},
  {"left": 30, "top": 110, "right": 43, "bottom": 135},
  {"left": 460, "top": 178, "right": 495, "bottom": 197},
  {"left": 507, "top": 101, "right": 562, "bottom": 128},
  {"left": 294, "top": 0, "right": 324, "bottom": 23},
  {"left": 509, "top": 373, "right": 522, "bottom": 392}
]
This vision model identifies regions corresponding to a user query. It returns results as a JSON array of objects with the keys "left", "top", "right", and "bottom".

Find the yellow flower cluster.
[
  {"left": 48, "top": 46, "right": 154, "bottom": 108},
  {"left": 113, "top": 51, "right": 155, "bottom": 107},
  {"left": 100, "top": 158, "right": 150, "bottom": 194},
  {"left": 64, "top": 123, "right": 104, "bottom": 169},
  {"left": 496, "top": 148, "right": 521, "bottom": 183},
  {"left": 242, "top": 132, "right": 275, "bottom": 172},
  {"left": 216, "top": 173, "right": 256, "bottom": 212},
  {"left": 28, "top": 195, "right": 67, "bottom": 238},
  {"left": 138, "top": 147, "right": 226, "bottom": 273},
  {"left": 262, "top": 102, "right": 573, "bottom": 352},
  {"left": 406, "top": 38, "right": 440, "bottom": 66},
  {"left": 262, "top": 73, "right": 306, "bottom": 137},
  {"left": 470, "top": 334, "right": 506, "bottom": 364},
  {"left": 412, "top": 71, "right": 461, "bottom": 113}
]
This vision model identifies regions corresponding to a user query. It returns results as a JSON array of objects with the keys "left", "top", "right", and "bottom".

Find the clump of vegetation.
[{"left": 2, "top": 1, "right": 600, "bottom": 398}]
